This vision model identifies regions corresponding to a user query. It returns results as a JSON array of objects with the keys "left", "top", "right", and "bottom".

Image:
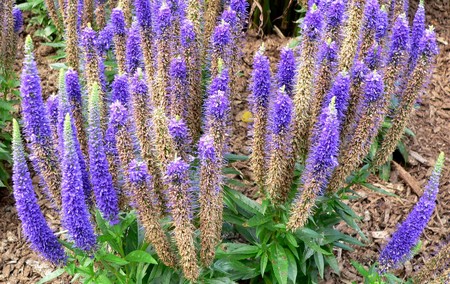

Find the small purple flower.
[
  {"left": 206, "top": 89, "right": 230, "bottom": 126},
  {"left": 362, "top": 0, "right": 379, "bottom": 32},
  {"left": 13, "top": 7, "right": 23, "bottom": 33},
  {"left": 324, "top": 72, "right": 351, "bottom": 123},
  {"left": 277, "top": 47, "right": 296, "bottom": 97},
  {"left": 46, "top": 95, "right": 59, "bottom": 138},
  {"left": 269, "top": 88, "right": 293, "bottom": 136},
  {"left": 352, "top": 60, "right": 370, "bottom": 85},
  {"left": 363, "top": 70, "right": 385, "bottom": 105},
  {"left": 134, "top": 0, "right": 152, "bottom": 30},
  {"left": 169, "top": 57, "right": 189, "bottom": 116},
  {"left": 418, "top": 27, "right": 438, "bottom": 59},
  {"left": 88, "top": 85, "right": 120, "bottom": 225},
  {"left": 303, "top": 98, "right": 340, "bottom": 192},
  {"left": 364, "top": 43, "right": 382, "bottom": 70},
  {"left": 230, "top": 0, "right": 249, "bottom": 20},
  {"left": 325, "top": 0, "right": 345, "bottom": 30},
  {"left": 409, "top": 1, "right": 425, "bottom": 69},
  {"left": 109, "top": 100, "right": 128, "bottom": 127},
  {"left": 180, "top": 19, "right": 196, "bottom": 47},
  {"left": 12, "top": 120, "right": 66, "bottom": 265},
  {"left": 81, "top": 26, "right": 98, "bottom": 60},
  {"left": 221, "top": 8, "right": 238, "bottom": 28},
  {"left": 96, "top": 24, "right": 114, "bottom": 56},
  {"left": 169, "top": 117, "right": 191, "bottom": 151},
  {"left": 111, "top": 74, "right": 130, "bottom": 107},
  {"left": 207, "top": 67, "right": 230, "bottom": 98},
  {"left": 375, "top": 6, "right": 389, "bottom": 42},
  {"left": 155, "top": 2, "right": 172, "bottom": 38},
  {"left": 61, "top": 114, "right": 96, "bottom": 251},
  {"left": 387, "top": 15, "right": 410, "bottom": 65},
  {"left": 378, "top": 153, "right": 445, "bottom": 273},
  {"left": 111, "top": 8, "right": 127, "bottom": 36},
  {"left": 198, "top": 134, "right": 217, "bottom": 162},
  {"left": 126, "top": 23, "right": 143, "bottom": 75},
  {"left": 212, "top": 21, "right": 232, "bottom": 55},
  {"left": 165, "top": 158, "right": 194, "bottom": 221},
  {"left": 302, "top": 4, "right": 323, "bottom": 41},
  {"left": 250, "top": 48, "right": 271, "bottom": 112},
  {"left": 317, "top": 39, "right": 338, "bottom": 69}
]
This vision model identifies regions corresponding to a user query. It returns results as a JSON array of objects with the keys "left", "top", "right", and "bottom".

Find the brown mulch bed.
[{"left": 1, "top": 0, "right": 449, "bottom": 282}]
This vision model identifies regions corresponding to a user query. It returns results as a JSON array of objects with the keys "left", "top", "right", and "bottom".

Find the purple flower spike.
[
  {"left": 207, "top": 67, "right": 230, "bottom": 98},
  {"left": 111, "top": 75, "right": 130, "bottom": 108},
  {"left": 409, "top": 1, "right": 425, "bottom": 68},
  {"left": 156, "top": 2, "right": 172, "bottom": 38},
  {"left": 250, "top": 48, "right": 271, "bottom": 111},
  {"left": 180, "top": 19, "right": 196, "bottom": 47},
  {"left": 221, "top": 8, "right": 238, "bottom": 27},
  {"left": 387, "top": 15, "right": 410, "bottom": 65},
  {"left": 206, "top": 89, "right": 230, "bottom": 124},
  {"left": 269, "top": 88, "right": 293, "bottom": 135},
  {"left": 126, "top": 23, "right": 143, "bottom": 75},
  {"left": 65, "top": 70, "right": 83, "bottom": 109},
  {"left": 169, "top": 117, "right": 191, "bottom": 150},
  {"left": 96, "top": 24, "right": 114, "bottom": 56},
  {"left": 352, "top": 60, "right": 370, "bottom": 84},
  {"left": 306, "top": 99, "right": 340, "bottom": 191},
  {"left": 375, "top": 7, "right": 389, "bottom": 42},
  {"left": 230, "top": 0, "right": 249, "bottom": 20},
  {"left": 324, "top": 72, "right": 351, "bottom": 123},
  {"left": 46, "top": 95, "right": 59, "bottom": 139},
  {"left": 13, "top": 7, "right": 23, "bottom": 33},
  {"left": 419, "top": 27, "right": 438, "bottom": 59},
  {"left": 302, "top": 4, "right": 323, "bottom": 41},
  {"left": 81, "top": 26, "right": 98, "bottom": 60},
  {"left": 165, "top": 158, "right": 194, "bottom": 220},
  {"left": 277, "top": 47, "right": 296, "bottom": 97},
  {"left": 362, "top": 0, "right": 380, "bottom": 32},
  {"left": 169, "top": 57, "right": 189, "bottom": 117},
  {"left": 363, "top": 70, "right": 385, "bottom": 105},
  {"left": 61, "top": 114, "right": 96, "bottom": 252},
  {"left": 88, "top": 85, "right": 120, "bottom": 225},
  {"left": 12, "top": 120, "right": 66, "bottom": 265},
  {"left": 318, "top": 40, "right": 338, "bottom": 68},
  {"left": 325, "top": 0, "right": 345, "bottom": 30},
  {"left": 199, "top": 134, "right": 217, "bottom": 162},
  {"left": 212, "top": 21, "right": 232, "bottom": 53},
  {"left": 109, "top": 100, "right": 129, "bottom": 127},
  {"left": 378, "top": 153, "right": 445, "bottom": 273},
  {"left": 134, "top": 0, "right": 152, "bottom": 30},
  {"left": 364, "top": 44, "right": 382, "bottom": 70},
  {"left": 111, "top": 8, "right": 127, "bottom": 36}
]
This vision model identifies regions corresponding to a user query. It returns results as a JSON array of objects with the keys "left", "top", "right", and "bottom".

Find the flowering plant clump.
[{"left": 12, "top": 0, "right": 447, "bottom": 283}]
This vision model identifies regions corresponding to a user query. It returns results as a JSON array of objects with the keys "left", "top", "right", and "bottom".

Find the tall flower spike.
[
  {"left": 111, "top": 8, "right": 128, "bottom": 74},
  {"left": 122, "top": 0, "right": 133, "bottom": 27},
  {"left": 378, "top": 153, "right": 445, "bottom": 273},
  {"left": 324, "top": 0, "right": 345, "bottom": 42},
  {"left": 211, "top": 21, "right": 232, "bottom": 76},
  {"left": 266, "top": 88, "right": 294, "bottom": 204},
  {"left": 44, "top": 0, "right": 64, "bottom": 32},
  {"left": 168, "top": 117, "right": 191, "bottom": 158},
  {"left": 12, "top": 119, "right": 66, "bottom": 264},
  {"left": 153, "top": 106, "right": 176, "bottom": 167},
  {"left": 375, "top": 6, "right": 389, "bottom": 43},
  {"left": 181, "top": 19, "right": 202, "bottom": 141},
  {"left": 323, "top": 71, "right": 351, "bottom": 124},
  {"left": 169, "top": 57, "right": 189, "bottom": 118},
  {"left": 198, "top": 134, "right": 223, "bottom": 266},
  {"left": 357, "top": 0, "right": 380, "bottom": 60},
  {"left": 408, "top": 0, "right": 425, "bottom": 72},
  {"left": 249, "top": 46, "right": 271, "bottom": 190},
  {"left": 111, "top": 74, "right": 130, "bottom": 108},
  {"left": 153, "top": 2, "right": 173, "bottom": 109},
  {"left": 374, "top": 26, "right": 438, "bottom": 167},
  {"left": 126, "top": 23, "right": 142, "bottom": 75},
  {"left": 128, "top": 160, "right": 177, "bottom": 267},
  {"left": 66, "top": 0, "right": 79, "bottom": 70},
  {"left": 13, "top": 7, "right": 23, "bottom": 33},
  {"left": 292, "top": 4, "right": 323, "bottom": 163},
  {"left": 46, "top": 95, "right": 59, "bottom": 152},
  {"left": 130, "top": 71, "right": 165, "bottom": 214},
  {"left": 57, "top": 70, "right": 91, "bottom": 202},
  {"left": 61, "top": 114, "right": 96, "bottom": 251},
  {"left": 308, "top": 39, "right": 338, "bottom": 141},
  {"left": 277, "top": 46, "right": 296, "bottom": 97},
  {"left": 65, "top": 69, "right": 88, "bottom": 159},
  {"left": 230, "top": 0, "right": 249, "bottom": 21},
  {"left": 364, "top": 43, "right": 382, "bottom": 70},
  {"left": 83, "top": 0, "right": 94, "bottom": 26},
  {"left": 20, "top": 36, "right": 61, "bottom": 206},
  {"left": 135, "top": 0, "right": 155, "bottom": 86},
  {"left": 204, "top": 0, "right": 221, "bottom": 59},
  {"left": 96, "top": 24, "right": 114, "bottom": 57},
  {"left": 328, "top": 71, "right": 384, "bottom": 193},
  {"left": 414, "top": 241, "right": 450, "bottom": 283},
  {"left": 338, "top": 0, "right": 366, "bottom": 71},
  {"left": 287, "top": 97, "right": 340, "bottom": 231},
  {"left": 205, "top": 70, "right": 231, "bottom": 157},
  {"left": 165, "top": 158, "right": 200, "bottom": 281},
  {"left": 95, "top": 0, "right": 107, "bottom": 29},
  {"left": 88, "top": 84, "right": 120, "bottom": 224}
]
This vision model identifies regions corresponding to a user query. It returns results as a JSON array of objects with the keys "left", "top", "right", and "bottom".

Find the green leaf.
[
  {"left": 36, "top": 268, "right": 65, "bottom": 284},
  {"left": 101, "top": 253, "right": 129, "bottom": 266},
  {"left": 125, "top": 250, "right": 157, "bottom": 264},
  {"left": 244, "top": 214, "right": 272, "bottom": 227},
  {"left": 296, "top": 228, "right": 322, "bottom": 239},
  {"left": 96, "top": 273, "right": 113, "bottom": 284},
  {"left": 216, "top": 243, "right": 260, "bottom": 260},
  {"left": 314, "top": 252, "right": 325, "bottom": 279},
  {"left": 49, "top": 63, "right": 68, "bottom": 70},
  {"left": 260, "top": 252, "right": 268, "bottom": 277},
  {"left": 362, "top": 183, "right": 397, "bottom": 197},
  {"left": 350, "top": 260, "right": 370, "bottom": 277},
  {"left": 224, "top": 153, "right": 249, "bottom": 162},
  {"left": 223, "top": 186, "right": 264, "bottom": 215},
  {"left": 285, "top": 249, "right": 297, "bottom": 284},
  {"left": 213, "top": 259, "right": 259, "bottom": 280},
  {"left": 325, "top": 254, "right": 340, "bottom": 275},
  {"left": 269, "top": 243, "right": 289, "bottom": 284},
  {"left": 285, "top": 233, "right": 298, "bottom": 248}
]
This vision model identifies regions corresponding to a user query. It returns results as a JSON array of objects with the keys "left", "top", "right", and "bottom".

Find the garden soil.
[{"left": 0, "top": 0, "right": 449, "bottom": 282}]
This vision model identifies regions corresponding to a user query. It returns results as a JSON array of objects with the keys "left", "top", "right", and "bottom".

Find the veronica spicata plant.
[{"left": 13, "top": 0, "right": 445, "bottom": 283}]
